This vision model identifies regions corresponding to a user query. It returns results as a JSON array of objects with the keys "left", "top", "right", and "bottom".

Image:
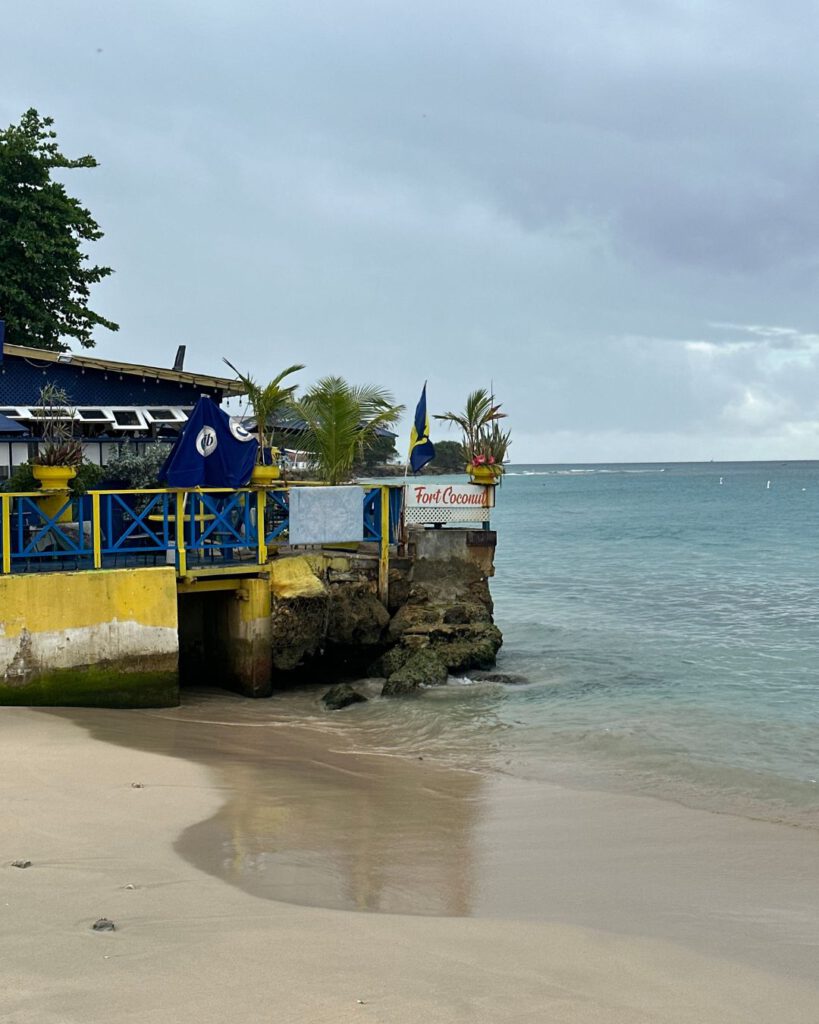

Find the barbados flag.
[{"left": 408, "top": 383, "right": 435, "bottom": 473}]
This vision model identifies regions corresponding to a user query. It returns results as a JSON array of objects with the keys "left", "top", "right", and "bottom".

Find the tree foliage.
[
  {"left": 432, "top": 439, "right": 466, "bottom": 472},
  {"left": 103, "top": 441, "right": 170, "bottom": 489},
  {"left": 290, "top": 377, "right": 404, "bottom": 485},
  {"left": 0, "top": 108, "right": 118, "bottom": 351},
  {"left": 352, "top": 432, "right": 399, "bottom": 472}
]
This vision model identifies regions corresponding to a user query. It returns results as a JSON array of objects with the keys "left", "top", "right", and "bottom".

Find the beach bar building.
[
  {"left": 0, "top": 333, "right": 501, "bottom": 710},
  {"left": 0, "top": 339, "right": 245, "bottom": 480}
]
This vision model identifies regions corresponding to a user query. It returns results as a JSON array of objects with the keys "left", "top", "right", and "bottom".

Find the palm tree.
[
  {"left": 434, "top": 388, "right": 506, "bottom": 462},
  {"left": 224, "top": 360, "right": 304, "bottom": 464},
  {"left": 290, "top": 377, "right": 405, "bottom": 485}
]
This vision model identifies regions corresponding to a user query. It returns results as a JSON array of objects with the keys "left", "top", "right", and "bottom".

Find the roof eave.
[{"left": 2, "top": 344, "right": 246, "bottom": 396}]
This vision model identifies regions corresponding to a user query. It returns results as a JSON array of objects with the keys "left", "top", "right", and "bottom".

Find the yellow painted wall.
[
  {"left": 0, "top": 567, "right": 178, "bottom": 638},
  {"left": 268, "top": 556, "right": 327, "bottom": 599},
  {"left": 0, "top": 566, "right": 180, "bottom": 707},
  {"left": 268, "top": 553, "right": 354, "bottom": 599}
]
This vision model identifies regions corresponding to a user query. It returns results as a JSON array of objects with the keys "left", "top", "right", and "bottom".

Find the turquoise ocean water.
[
  {"left": 174, "top": 461, "right": 819, "bottom": 828},
  {"left": 487, "top": 461, "right": 819, "bottom": 822},
  {"left": 316, "top": 460, "right": 819, "bottom": 826}
]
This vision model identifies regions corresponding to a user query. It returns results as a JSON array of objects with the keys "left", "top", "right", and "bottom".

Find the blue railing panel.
[
  {"left": 10, "top": 496, "right": 93, "bottom": 568},
  {"left": 183, "top": 491, "right": 258, "bottom": 565},
  {"left": 103, "top": 492, "right": 171, "bottom": 554},
  {"left": 1, "top": 484, "right": 405, "bottom": 574},
  {"left": 264, "top": 489, "right": 290, "bottom": 544},
  {"left": 362, "top": 487, "right": 403, "bottom": 543}
]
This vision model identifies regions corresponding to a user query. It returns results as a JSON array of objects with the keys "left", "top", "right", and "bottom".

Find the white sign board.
[{"left": 404, "top": 482, "right": 495, "bottom": 525}]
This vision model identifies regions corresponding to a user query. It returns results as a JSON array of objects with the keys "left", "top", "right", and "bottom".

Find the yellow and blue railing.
[{"left": 0, "top": 484, "right": 404, "bottom": 580}]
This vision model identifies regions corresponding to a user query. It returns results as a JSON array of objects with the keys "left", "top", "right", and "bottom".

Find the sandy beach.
[{"left": 3, "top": 705, "right": 819, "bottom": 1024}]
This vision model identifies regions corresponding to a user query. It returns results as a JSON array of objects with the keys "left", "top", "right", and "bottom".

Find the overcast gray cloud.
[{"left": 2, "top": 0, "right": 819, "bottom": 461}]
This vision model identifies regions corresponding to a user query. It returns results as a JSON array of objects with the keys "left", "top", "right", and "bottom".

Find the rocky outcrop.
[
  {"left": 265, "top": 529, "right": 501, "bottom": 694},
  {"left": 375, "top": 528, "right": 502, "bottom": 694},
  {"left": 322, "top": 683, "right": 368, "bottom": 709},
  {"left": 326, "top": 581, "right": 390, "bottom": 646},
  {"left": 266, "top": 557, "right": 394, "bottom": 681},
  {"left": 382, "top": 649, "right": 448, "bottom": 696},
  {"left": 269, "top": 594, "right": 328, "bottom": 671}
]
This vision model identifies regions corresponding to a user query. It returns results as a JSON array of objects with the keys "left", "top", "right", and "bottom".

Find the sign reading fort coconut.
[{"left": 404, "top": 483, "right": 495, "bottom": 525}]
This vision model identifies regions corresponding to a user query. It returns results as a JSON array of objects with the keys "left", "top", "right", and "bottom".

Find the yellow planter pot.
[
  {"left": 32, "top": 464, "right": 77, "bottom": 523},
  {"left": 251, "top": 464, "right": 281, "bottom": 485},
  {"left": 466, "top": 464, "right": 500, "bottom": 485}
]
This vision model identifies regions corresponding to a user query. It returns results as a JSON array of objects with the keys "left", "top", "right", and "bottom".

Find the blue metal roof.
[{"left": 0, "top": 352, "right": 224, "bottom": 407}]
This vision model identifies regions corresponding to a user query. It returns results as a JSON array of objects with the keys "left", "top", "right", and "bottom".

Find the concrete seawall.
[
  {"left": 0, "top": 528, "right": 500, "bottom": 707},
  {"left": 0, "top": 567, "right": 179, "bottom": 707}
]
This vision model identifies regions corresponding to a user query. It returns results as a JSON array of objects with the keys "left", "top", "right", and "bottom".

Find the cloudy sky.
[{"left": 3, "top": 0, "right": 819, "bottom": 462}]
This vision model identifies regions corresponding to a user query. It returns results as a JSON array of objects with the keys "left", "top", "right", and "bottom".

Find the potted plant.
[
  {"left": 31, "top": 383, "right": 84, "bottom": 521},
  {"left": 289, "top": 376, "right": 404, "bottom": 485},
  {"left": 434, "top": 388, "right": 510, "bottom": 484},
  {"left": 468, "top": 420, "right": 511, "bottom": 483},
  {"left": 224, "top": 360, "right": 304, "bottom": 484}
]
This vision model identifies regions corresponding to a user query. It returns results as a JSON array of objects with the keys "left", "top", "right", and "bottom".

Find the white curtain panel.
[{"left": 288, "top": 485, "right": 364, "bottom": 546}]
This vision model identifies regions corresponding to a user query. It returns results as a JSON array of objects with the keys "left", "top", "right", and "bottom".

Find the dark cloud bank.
[{"left": 3, "top": 1, "right": 818, "bottom": 460}]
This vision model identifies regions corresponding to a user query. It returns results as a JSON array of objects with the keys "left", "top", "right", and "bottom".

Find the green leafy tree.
[
  {"left": 0, "top": 108, "right": 119, "bottom": 350},
  {"left": 433, "top": 439, "right": 466, "bottom": 472},
  {"left": 290, "top": 377, "right": 404, "bottom": 485},
  {"left": 353, "top": 432, "right": 399, "bottom": 472}
]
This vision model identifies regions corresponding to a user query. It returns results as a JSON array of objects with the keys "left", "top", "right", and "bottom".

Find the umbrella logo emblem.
[
  {"left": 195, "top": 426, "right": 218, "bottom": 457},
  {"left": 229, "top": 417, "right": 253, "bottom": 442}
]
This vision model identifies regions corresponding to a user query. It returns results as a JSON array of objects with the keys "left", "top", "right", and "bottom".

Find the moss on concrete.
[{"left": 0, "top": 665, "right": 179, "bottom": 708}]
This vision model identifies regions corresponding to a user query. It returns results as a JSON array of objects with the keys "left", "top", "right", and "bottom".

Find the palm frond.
[
  {"left": 289, "top": 377, "right": 404, "bottom": 484},
  {"left": 223, "top": 359, "right": 305, "bottom": 459},
  {"left": 433, "top": 387, "right": 510, "bottom": 472}
]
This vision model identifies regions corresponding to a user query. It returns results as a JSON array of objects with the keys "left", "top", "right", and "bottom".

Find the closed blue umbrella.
[{"left": 158, "top": 396, "right": 258, "bottom": 487}]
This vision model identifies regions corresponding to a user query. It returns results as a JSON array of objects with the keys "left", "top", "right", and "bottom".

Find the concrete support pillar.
[{"left": 223, "top": 578, "right": 273, "bottom": 698}]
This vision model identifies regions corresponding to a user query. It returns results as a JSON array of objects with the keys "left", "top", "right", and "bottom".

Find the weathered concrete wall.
[
  {"left": 0, "top": 567, "right": 179, "bottom": 707},
  {"left": 410, "top": 527, "right": 497, "bottom": 581}
]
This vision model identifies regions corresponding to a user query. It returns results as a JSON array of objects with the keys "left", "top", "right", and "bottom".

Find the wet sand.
[{"left": 3, "top": 705, "right": 819, "bottom": 1023}]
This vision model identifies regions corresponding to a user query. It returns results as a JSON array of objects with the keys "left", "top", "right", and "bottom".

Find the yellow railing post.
[
  {"left": 175, "top": 490, "right": 187, "bottom": 576},
  {"left": 1, "top": 494, "right": 11, "bottom": 575},
  {"left": 91, "top": 491, "right": 102, "bottom": 569},
  {"left": 378, "top": 485, "right": 390, "bottom": 605},
  {"left": 256, "top": 489, "right": 266, "bottom": 565}
]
